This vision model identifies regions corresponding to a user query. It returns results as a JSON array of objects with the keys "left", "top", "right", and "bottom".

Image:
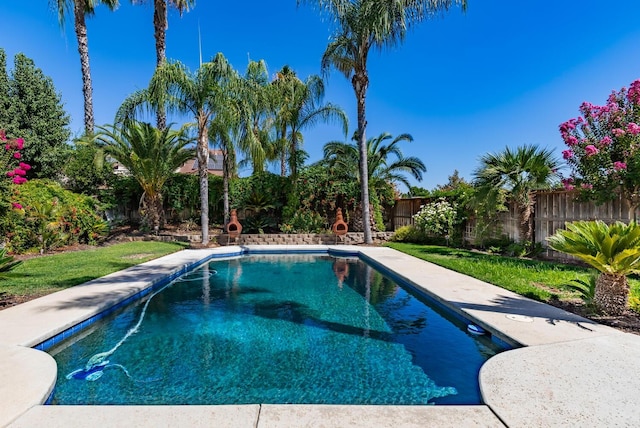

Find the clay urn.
[
  {"left": 332, "top": 208, "right": 348, "bottom": 236},
  {"left": 227, "top": 209, "right": 242, "bottom": 238}
]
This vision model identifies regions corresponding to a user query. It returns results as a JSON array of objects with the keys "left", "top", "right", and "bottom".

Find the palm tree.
[
  {"left": 131, "top": 0, "right": 195, "bottom": 129},
  {"left": 51, "top": 0, "right": 119, "bottom": 135},
  {"left": 473, "top": 145, "right": 561, "bottom": 243},
  {"left": 301, "top": 0, "right": 467, "bottom": 243},
  {"left": 548, "top": 220, "right": 640, "bottom": 315},
  {"left": 208, "top": 84, "right": 247, "bottom": 226},
  {"left": 116, "top": 53, "right": 235, "bottom": 245},
  {"left": 93, "top": 121, "right": 194, "bottom": 231},
  {"left": 236, "top": 60, "right": 276, "bottom": 174},
  {"left": 323, "top": 132, "right": 426, "bottom": 192},
  {"left": 271, "top": 66, "right": 348, "bottom": 177}
]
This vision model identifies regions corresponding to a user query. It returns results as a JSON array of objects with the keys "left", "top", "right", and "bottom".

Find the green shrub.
[
  {"left": 280, "top": 210, "right": 328, "bottom": 233},
  {"left": 0, "top": 180, "right": 108, "bottom": 253},
  {"left": 391, "top": 225, "right": 425, "bottom": 243}
]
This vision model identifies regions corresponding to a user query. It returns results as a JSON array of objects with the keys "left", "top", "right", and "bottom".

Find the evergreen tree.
[
  {"left": 0, "top": 49, "right": 10, "bottom": 127},
  {"left": 6, "top": 53, "right": 71, "bottom": 179}
]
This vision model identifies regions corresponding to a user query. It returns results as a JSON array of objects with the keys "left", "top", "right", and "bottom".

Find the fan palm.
[
  {"left": 301, "top": 0, "right": 466, "bottom": 243},
  {"left": 93, "top": 121, "right": 194, "bottom": 232},
  {"left": 51, "top": 0, "right": 119, "bottom": 135},
  {"left": 116, "top": 53, "right": 235, "bottom": 244},
  {"left": 548, "top": 220, "right": 640, "bottom": 315},
  {"left": 323, "top": 132, "right": 426, "bottom": 192},
  {"left": 473, "top": 145, "right": 560, "bottom": 243}
]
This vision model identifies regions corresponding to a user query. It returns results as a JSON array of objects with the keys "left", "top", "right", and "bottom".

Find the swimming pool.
[{"left": 48, "top": 254, "right": 507, "bottom": 405}]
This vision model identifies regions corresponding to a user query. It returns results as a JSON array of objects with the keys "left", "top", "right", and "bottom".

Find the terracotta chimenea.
[
  {"left": 332, "top": 208, "right": 348, "bottom": 237},
  {"left": 227, "top": 209, "right": 242, "bottom": 239}
]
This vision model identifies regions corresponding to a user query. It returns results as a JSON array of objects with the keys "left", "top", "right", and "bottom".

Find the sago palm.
[
  {"left": 94, "top": 121, "right": 194, "bottom": 232},
  {"left": 301, "top": 0, "right": 466, "bottom": 243},
  {"left": 548, "top": 220, "right": 640, "bottom": 315}
]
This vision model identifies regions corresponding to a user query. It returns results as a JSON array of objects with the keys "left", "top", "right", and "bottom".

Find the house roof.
[{"left": 176, "top": 149, "right": 224, "bottom": 176}]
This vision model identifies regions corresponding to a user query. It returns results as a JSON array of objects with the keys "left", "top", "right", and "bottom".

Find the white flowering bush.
[{"left": 413, "top": 198, "right": 458, "bottom": 238}]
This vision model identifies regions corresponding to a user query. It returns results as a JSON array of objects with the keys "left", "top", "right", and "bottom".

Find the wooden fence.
[{"left": 392, "top": 191, "right": 640, "bottom": 259}]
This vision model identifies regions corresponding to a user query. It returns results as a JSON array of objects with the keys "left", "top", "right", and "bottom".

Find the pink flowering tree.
[
  {"left": 560, "top": 79, "right": 640, "bottom": 219},
  {"left": 0, "top": 130, "right": 30, "bottom": 212}
]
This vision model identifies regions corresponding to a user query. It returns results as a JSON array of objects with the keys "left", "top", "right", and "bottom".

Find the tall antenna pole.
[{"left": 198, "top": 21, "right": 202, "bottom": 66}]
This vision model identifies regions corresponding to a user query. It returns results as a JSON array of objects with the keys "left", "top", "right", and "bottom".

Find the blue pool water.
[{"left": 49, "top": 254, "right": 507, "bottom": 405}]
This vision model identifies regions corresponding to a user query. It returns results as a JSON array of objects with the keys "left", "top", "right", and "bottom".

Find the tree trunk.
[
  {"left": 517, "top": 193, "right": 535, "bottom": 243},
  {"left": 595, "top": 273, "right": 629, "bottom": 315},
  {"left": 197, "top": 115, "right": 209, "bottom": 245},
  {"left": 74, "top": 1, "right": 94, "bottom": 136},
  {"left": 222, "top": 149, "right": 230, "bottom": 227},
  {"left": 153, "top": 0, "right": 167, "bottom": 130},
  {"left": 352, "top": 69, "right": 372, "bottom": 244}
]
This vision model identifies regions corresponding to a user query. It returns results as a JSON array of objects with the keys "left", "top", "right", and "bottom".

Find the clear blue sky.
[{"left": 2, "top": 1, "right": 640, "bottom": 190}]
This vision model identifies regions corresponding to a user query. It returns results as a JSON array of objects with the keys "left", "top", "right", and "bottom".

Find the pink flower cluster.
[
  {"left": 0, "top": 130, "right": 29, "bottom": 209},
  {"left": 584, "top": 145, "right": 599, "bottom": 156},
  {"left": 613, "top": 161, "right": 627, "bottom": 171},
  {"left": 627, "top": 122, "right": 640, "bottom": 135},
  {"left": 6, "top": 162, "right": 30, "bottom": 184},
  {"left": 562, "top": 177, "right": 575, "bottom": 191},
  {"left": 627, "top": 79, "right": 640, "bottom": 104}
]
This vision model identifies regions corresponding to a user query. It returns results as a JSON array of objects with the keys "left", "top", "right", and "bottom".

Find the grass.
[
  {"left": 0, "top": 241, "right": 189, "bottom": 298},
  {"left": 386, "top": 242, "right": 640, "bottom": 312}
]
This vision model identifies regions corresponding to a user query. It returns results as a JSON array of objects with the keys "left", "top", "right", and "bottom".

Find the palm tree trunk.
[
  {"left": 517, "top": 194, "right": 535, "bottom": 243},
  {"left": 74, "top": 0, "right": 94, "bottom": 136},
  {"left": 595, "top": 273, "right": 629, "bottom": 315},
  {"left": 153, "top": 0, "right": 167, "bottom": 130},
  {"left": 352, "top": 70, "right": 372, "bottom": 244},
  {"left": 222, "top": 149, "right": 230, "bottom": 227},
  {"left": 147, "top": 192, "right": 161, "bottom": 234},
  {"left": 197, "top": 116, "right": 209, "bottom": 245}
]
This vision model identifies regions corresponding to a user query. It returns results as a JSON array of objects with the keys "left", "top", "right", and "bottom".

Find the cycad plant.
[
  {"left": 0, "top": 248, "right": 21, "bottom": 280},
  {"left": 548, "top": 220, "right": 640, "bottom": 315}
]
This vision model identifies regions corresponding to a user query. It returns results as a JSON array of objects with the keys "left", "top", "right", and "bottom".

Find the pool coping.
[{"left": 1, "top": 245, "right": 639, "bottom": 427}]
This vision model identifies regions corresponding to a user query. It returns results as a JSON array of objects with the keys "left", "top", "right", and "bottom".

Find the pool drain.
[{"left": 505, "top": 314, "right": 534, "bottom": 323}]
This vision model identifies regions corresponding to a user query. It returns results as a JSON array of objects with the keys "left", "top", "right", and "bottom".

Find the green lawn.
[
  {"left": 386, "top": 242, "right": 640, "bottom": 312},
  {"left": 1, "top": 241, "right": 189, "bottom": 298}
]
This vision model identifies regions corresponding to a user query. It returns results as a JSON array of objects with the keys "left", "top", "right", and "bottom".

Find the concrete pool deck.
[{"left": 1, "top": 245, "right": 639, "bottom": 427}]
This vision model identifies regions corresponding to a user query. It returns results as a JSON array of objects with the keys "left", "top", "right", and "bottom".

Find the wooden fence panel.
[{"left": 393, "top": 190, "right": 640, "bottom": 260}]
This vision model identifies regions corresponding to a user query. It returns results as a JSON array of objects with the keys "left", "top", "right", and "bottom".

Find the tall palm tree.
[
  {"left": 208, "top": 82, "right": 249, "bottom": 226},
  {"left": 548, "top": 220, "right": 640, "bottom": 315},
  {"left": 473, "top": 145, "right": 561, "bottom": 243},
  {"left": 52, "top": 0, "right": 120, "bottom": 135},
  {"left": 116, "top": 53, "right": 235, "bottom": 244},
  {"left": 131, "top": 0, "right": 195, "bottom": 129},
  {"left": 301, "top": 0, "right": 466, "bottom": 243},
  {"left": 323, "top": 132, "right": 426, "bottom": 192},
  {"left": 236, "top": 60, "right": 276, "bottom": 174},
  {"left": 271, "top": 66, "right": 348, "bottom": 177},
  {"left": 93, "top": 121, "right": 194, "bottom": 231}
]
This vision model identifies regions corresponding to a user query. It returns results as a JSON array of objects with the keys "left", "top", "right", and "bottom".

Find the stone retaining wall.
[{"left": 215, "top": 232, "right": 394, "bottom": 246}]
